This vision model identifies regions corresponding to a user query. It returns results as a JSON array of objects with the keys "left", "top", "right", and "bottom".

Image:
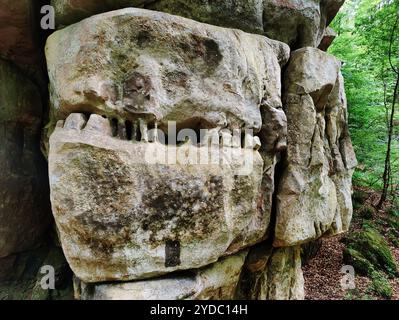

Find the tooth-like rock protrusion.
[
  {"left": 220, "top": 130, "right": 232, "bottom": 147},
  {"left": 201, "top": 128, "right": 221, "bottom": 147},
  {"left": 232, "top": 129, "right": 241, "bottom": 148},
  {"left": 131, "top": 122, "right": 139, "bottom": 141},
  {"left": 244, "top": 133, "right": 261, "bottom": 150},
  {"left": 117, "top": 120, "right": 127, "bottom": 140},
  {"left": 64, "top": 113, "right": 87, "bottom": 131},
  {"left": 139, "top": 119, "right": 148, "bottom": 142},
  {"left": 149, "top": 123, "right": 159, "bottom": 143},
  {"left": 83, "top": 114, "right": 112, "bottom": 136}
]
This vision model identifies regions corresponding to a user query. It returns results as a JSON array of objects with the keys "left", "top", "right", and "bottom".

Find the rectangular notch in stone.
[{"left": 165, "top": 240, "right": 181, "bottom": 268}]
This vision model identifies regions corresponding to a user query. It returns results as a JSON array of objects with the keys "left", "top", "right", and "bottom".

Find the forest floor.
[{"left": 303, "top": 187, "right": 399, "bottom": 300}]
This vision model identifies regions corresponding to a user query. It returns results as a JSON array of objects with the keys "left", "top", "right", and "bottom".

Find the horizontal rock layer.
[
  {"left": 46, "top": 7, "right": 289, "bottom": 132},
  {"left": 51, "top": 0, "right": 343, "bottom": 49},
  {"left": 75, "top": 251, "right": 247, "bottom": 300}
]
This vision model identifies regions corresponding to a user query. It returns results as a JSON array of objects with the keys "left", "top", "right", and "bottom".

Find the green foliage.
[
  {"left": 359, "top": 205, "right": 375, "bottom": 219},
  {"left": 330, "top": 0, "right": 399, "bottom": 193},
  {"left": 387, "top": 229, "right": 399, "bottom": 247},
  {"left": 370, "top": 270, "right": 393, "bottom": 298},
  {"left": 344, "top": 288, "right": 376, "bottom": 300}
]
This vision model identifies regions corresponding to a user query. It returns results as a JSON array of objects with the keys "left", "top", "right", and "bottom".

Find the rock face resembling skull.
[{"left": 46, "top": 8, "right": 290, "bottom": 282}]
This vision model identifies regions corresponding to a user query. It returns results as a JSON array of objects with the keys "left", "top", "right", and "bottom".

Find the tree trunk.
[{"left": 378, "top": 73, "right": 399, "bottom": 208}]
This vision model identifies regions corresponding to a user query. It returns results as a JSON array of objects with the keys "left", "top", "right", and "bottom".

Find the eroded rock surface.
[
  {"left": 0, "top": 59, "right": 50, "bottom": 258},
  {"left": 46, "top": 8, "right": 293, "bottom": 283},
  {"left": 318, "top": 27, "right": 337, "bottom": 51},
  {"left": 0, "top": 0, "right": 355, "bottom": 301},
  {"left": 46, "top": 7, "right": 289, "bottom": 132},
  {"left": 51, "top": 0, "right": 343, "bottom": 50},
  {"left": 49, "top": 113, "right": 264, "bottom": 282},
  {"left": 274, "top": 47, "right": 357, "bottom": 247},
  {"left": 75, "top": 251, "right": 247, "bottom": 300},
  {"left": 236, "top": 243, "right": 304, "bottom": 300}
]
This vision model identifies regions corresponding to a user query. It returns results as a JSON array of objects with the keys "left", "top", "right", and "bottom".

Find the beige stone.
[
  {"left": 274, "top": 47, "right": 356, "bottom": 247},
  {"left": 49, "top": 113, "right": 265, "bottom": 282},
  {"left": 75, "top": 251, "right": 247, "bottom": 300}
]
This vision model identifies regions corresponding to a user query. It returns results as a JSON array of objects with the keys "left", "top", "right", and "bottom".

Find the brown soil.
[{"left": 303, "top": 187, "right": 399, "bottom": 300}]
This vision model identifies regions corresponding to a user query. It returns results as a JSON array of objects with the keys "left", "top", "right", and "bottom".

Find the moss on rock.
[
  {"left": 344, "top": 229, "right": 398, "bottom": 278},
  {"left": 343, "top": 247, "right": 375, "bottom": 276}
]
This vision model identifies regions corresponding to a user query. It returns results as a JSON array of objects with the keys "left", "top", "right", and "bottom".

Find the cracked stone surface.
[
  {"left": 236, "top": 243, "right": 304, "bottom": 300},
  {"left": 46, "top": 7, "right": 289, "bottom": 132},
  {"left": 274, "top": 47, "right": 357, "bottom": 247}
]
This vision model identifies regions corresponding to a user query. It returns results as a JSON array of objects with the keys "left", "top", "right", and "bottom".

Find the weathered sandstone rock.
[
  {"left": 49, "top": 113, "right": 264, "bottom": 282},
  {"left": 75, "top": 251, "right": 247, "bottom": 300},
  {"left": 51, "top": 1, "right": 344, "bottom": 49},
  {"left": 46, "top": 7, "right": 289, "bottom": 132},
  {"left": 46, "top": 8, "right": 291, "bottom": 282},
  {"left": 52, "top": 0, "right": 150, "bottom": 26},
  {"left": 147, "top": 0, "right": 264, "bottom": 35},
  {"left": 274, "top": 47, "right": 357, "bottom": 247},
  {"left": 236, "top": 243, "right": 304, "bottom": 300},
  {"left": 0, "top": 59, "right": 50, "bottom": 258}
]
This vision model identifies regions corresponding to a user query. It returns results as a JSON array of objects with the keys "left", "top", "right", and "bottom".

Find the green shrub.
[
  {"left": 388, "top": 230, "right": 399, "bottom": 248},
  {"left": 370, "top": 271, "right": 392, "bottom": 299}
]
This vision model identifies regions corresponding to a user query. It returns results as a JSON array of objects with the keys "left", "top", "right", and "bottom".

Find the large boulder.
[
  {"left": 75, "top": 251, "right": 247, "bottom": 300},
  {"left": 49, "top": 112, "right": 264, "bottom": 282},
  {"left": 0, "top": 59, "right": 51, "bottom": 258},
  {"left": 46, "top": 8, "right": 290, "bottom": 283},
  {"left": 51, "top": 1, "right": 344, "bottom": 50},
  {"left": 46, "top": 7, "right": 289, "bottom": 132},
  {"left": 274, "top": 47, "right": 357, "bottom": 247}
]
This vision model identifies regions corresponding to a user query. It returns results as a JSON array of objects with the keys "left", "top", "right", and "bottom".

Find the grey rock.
[{"left": 75, "top": 251, "right": 247, "bottom": 300}]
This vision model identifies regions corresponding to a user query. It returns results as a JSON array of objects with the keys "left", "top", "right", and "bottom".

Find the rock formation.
[{"left": 0, "top": 0, "right": 355, "bottom": 300}]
